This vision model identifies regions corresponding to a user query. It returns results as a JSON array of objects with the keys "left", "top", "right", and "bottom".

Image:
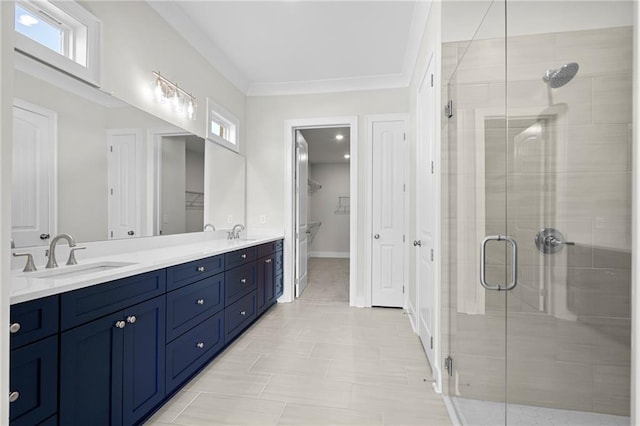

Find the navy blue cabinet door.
[
  {"left": 122, "top": 296, "right": 166, "bottom": 425},
  {"left": 60, "top": 311, "right": 125, "bottom": 426},
  {"left": 257, "top": 255, "right": 275, "bottom": 314},
  {"left": 9, "top": 335, "right": 58, "bottom": 426}
]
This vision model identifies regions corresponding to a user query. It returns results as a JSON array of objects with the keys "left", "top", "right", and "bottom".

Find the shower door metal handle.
[{"left": 480, "top": 235, "right": 518, "bottom": 291}]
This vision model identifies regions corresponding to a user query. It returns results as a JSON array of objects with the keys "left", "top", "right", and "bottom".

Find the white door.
[
  {"left": 12, "top": 101, "right": 56, "bottom": 248},
  {"left": 107, "top": 130, "right": 141, "bottom": 239},
  {"left": 295, "top": 131, "right": 309, "bottom": 297},
  {"left": 417, "top": 63, "right": 437, "bottom": 366},
  {"left": 371, "top": 120, "right": 406, "bottom": 307}
]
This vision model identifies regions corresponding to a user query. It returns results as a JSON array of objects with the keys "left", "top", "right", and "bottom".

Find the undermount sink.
[{"left": 25, "top": 261, "right": 137, "bottom": 279}]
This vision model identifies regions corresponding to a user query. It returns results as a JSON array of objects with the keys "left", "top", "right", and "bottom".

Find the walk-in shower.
[
  {"left": 441, "top": 1, "right": 632, "bottom": 425},
  {"left": 542, "top": 62, "right": 579, "bottom": 88}
]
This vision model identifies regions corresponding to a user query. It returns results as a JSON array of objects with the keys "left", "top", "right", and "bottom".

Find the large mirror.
[{"left": 12, "top": 60, "right": 245, "bottom": 248}]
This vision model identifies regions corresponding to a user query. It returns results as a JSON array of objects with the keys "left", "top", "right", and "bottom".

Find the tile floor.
[{"left": 145, "top": 300, "right": 452, "bottom": 425}]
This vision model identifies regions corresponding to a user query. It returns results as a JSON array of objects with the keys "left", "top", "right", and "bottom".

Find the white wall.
[
  {"left": 309, "top": 162, "right": 350, "bottom": 257},
  {"left": 246, "top": 88, "right": 408, "bottom": 304}
]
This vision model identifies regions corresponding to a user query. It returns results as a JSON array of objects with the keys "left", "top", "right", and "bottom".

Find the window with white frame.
[
  {"left": 206, "top": 97, "right": 239, "bottom": 152},
  {"left": 14, "top": 0, "right": 101, "bottom": 86}
]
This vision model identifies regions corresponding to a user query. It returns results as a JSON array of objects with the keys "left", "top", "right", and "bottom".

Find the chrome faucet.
[
  {"left": 228, "top": 224, "right": 245, "bottom": 240},
  {"left": 46, "top": 233, "right": 76, "bottom": 268},
  {"left": 203, "top": 223, "right": 215, "bottom": 231}
]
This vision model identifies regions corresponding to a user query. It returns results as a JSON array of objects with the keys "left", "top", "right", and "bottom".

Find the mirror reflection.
[{"left": 12, "top": 65, "right": 245, "bottom": 248}]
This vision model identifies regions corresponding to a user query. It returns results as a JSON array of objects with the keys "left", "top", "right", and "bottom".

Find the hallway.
[{"left": 146, "top": 300, "right": 451, "bottom": 425}]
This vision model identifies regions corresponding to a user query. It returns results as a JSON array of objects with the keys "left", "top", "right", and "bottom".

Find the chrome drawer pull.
[
  {"left": 9, "top": 323, "right": 20, "bottom": 334},
  {"left": 196, "top": 342, "right": 205, "bottom": 349},
  {"left": 265, "top": 259, "right": 272, "bottom": 263},
  {"left": 196, "top": 299, "right": 205, "bottom": 305},
  {"left": 241, "top": 278, "right": 247, "bottom": 284},
  {"left": 9, "top": 391, "right": 19, "bottom": 403},
  {"left": 115, "top": 320, "right": 126, "bottom": 329},
  {"left": 126, "top": 315, "right": 136, "bottom": 324},
  {"left": 197, "top": 266, "right": 205, "bottom": 272},
  {"left": 240, "top": 311, "right": 246, "bottom": 316},
  {"left": 241, "top": 254, "right": 247, "bottom": 259}
]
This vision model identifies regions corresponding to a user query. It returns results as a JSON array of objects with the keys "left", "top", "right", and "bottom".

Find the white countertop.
[{"left": 11, "top": 234, "right": 283, "bottom": 305}]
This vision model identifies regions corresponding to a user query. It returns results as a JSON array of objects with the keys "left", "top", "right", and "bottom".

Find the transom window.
[
  {"left": 206, "top": 98, "right": 240, "bottom": 153},
  {"left": 14, "top": 0, "right": 101, "bottom": 86}
]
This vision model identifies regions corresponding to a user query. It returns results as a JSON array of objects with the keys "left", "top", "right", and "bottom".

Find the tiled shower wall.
[{"left": 442, "top": 26, "right": 631, "bottom": 416}]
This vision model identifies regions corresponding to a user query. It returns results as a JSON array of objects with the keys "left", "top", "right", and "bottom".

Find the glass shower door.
[{"left": 444, "top": 1, "right": 511, "bottom": 423}]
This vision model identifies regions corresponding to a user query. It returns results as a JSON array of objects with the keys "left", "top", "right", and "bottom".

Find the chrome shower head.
[{"left": 543, "top": 62, "right": 579, "bottom": 88}]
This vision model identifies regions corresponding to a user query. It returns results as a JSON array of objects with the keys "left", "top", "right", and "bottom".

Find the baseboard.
[
  {"left": 309, "top": 251, "right": 350, "bottom": 258},
  {"left": 405, "top": 301, "right": 418, "bottom": 333}
]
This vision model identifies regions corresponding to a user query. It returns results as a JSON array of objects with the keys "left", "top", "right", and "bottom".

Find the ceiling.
[
  {"left": 149, "top": 1, "right": 432, "bottom": 96},
  {"left": 300, "top": 127, "right": 350, "bottom": 164}
]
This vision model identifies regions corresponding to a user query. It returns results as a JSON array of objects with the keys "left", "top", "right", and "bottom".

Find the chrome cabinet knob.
[
  {"left": 265, "top": 259, "right": 272, "bottom": 263},
  {"left": 9, "top": 323, "right": 20, "bottom": 334},
  {"left": 9, "top": 391, "right": 19, "bottom": 403},
  {"left": 197, "top": 266, "right": 205, "bottom": 272},
  {"left": 241, "top": 254, "right": 247, "bottom": 259},
  {"left": 126, "top": 316, "right": 136, "bottom": 324},
  {"left": 241, "top": 278, "right": 247, "bottom": 284},
  {"left": 115, "top": 320, "right": 126, "bottom": 329},
  {"left": 374, "top": 234, "right": 380, "bottom": 239},
  {"left": 240, "top": 311, "right": 246, "bottom": 316},
  {"left": 196, "top": 342, "right": 205, "bottom": 349},
  {"left": 196, "top": 299, "right": 205, "bottom": 305}
]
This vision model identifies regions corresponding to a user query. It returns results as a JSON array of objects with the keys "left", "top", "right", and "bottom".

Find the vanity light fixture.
[
  {"left": 344, "top": 154, "right": 350, "bottom": 159},
  {"left": 152, "top": 71, "right": 197, "bottom": 120}
]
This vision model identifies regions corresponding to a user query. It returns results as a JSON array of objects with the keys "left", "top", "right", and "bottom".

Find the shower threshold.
[{"left": 452, "top": 397, "right": 629, "bottom": 426}]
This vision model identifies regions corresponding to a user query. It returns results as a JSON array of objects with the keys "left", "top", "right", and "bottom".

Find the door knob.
[
  {"left": 413, "top": 240, "right": 422, "bottom": 247},
  {"left": 40, "top": 233, "right": 50, "bottom": 240},
  {"left": 127, "top": 230, "right": 135, "bottom": 236},
  {"left": 374, "top": 234, "right": 380, "bottom": 239}
]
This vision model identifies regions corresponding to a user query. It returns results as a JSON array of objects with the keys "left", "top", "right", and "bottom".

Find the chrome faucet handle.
[
  {"left": 203, "top": 224, "right": 215, "bottom": 231},
  {"left": 66, "top": 247, "right": 86, "bottom": 266},
  {"left": 13, "top": 253, "right": 37, "bottom": 272}
]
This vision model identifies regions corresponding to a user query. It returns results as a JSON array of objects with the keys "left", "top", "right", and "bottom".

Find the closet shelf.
[
  {"left": 308, "top": 178, "right": 322, "bottom": 194},
  {"left": 185, "top": 191, "right": 204, "bottom": 210},
  {"left": 306, "top": 221, "right": 322, "bottom": 244}
]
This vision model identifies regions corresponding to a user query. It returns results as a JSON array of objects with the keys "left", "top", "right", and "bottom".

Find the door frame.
[
  {"left": 284, "top": 116, "right": 358, "bottom": 306},
  {"left": 12, "top": 99, "right": 57, "bottom": 246},
  {"left": 364, "top": 113, "right": 409, "bottom": 308}
]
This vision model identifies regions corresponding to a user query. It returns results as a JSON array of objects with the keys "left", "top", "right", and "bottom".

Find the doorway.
[
  {"left": 297, "top": 126, "right": 351, "bottom": 302},
  {"left": 284, "top": 116, "right": 358, "bottom": 306}
]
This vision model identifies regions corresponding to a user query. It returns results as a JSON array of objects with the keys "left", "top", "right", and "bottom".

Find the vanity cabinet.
[
  {"left": 59, "top": 274, "right": 166, "bottom": 426},
  {"left": 9, "top": 296, "right": 59, "bottom": 426},
  {"left": 11, "top": 239, "right": 283, "bottom": 426}
]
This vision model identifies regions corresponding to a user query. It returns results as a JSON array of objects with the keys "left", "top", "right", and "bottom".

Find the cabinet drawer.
[
  {"left": 166, "top": 255, "right": 224, "bottom": 291},
  {"left": 275, "top": 250, "right": 283, "bottom": 276},
  {"left": 166, "top": 311, "right": 225, "bottom": 393},
  {"left": 10, "top": 335, "right": 58, "bottom": 426},
  {"left": 61, "top": 270, "right": 165, "bottom": 330},
  {"left": 225, "top": 247, "right": 257, "bottom": 269},
  {"left": 225, "top": 262, "right": 257, "bottom": 306},
  {"left": 10, "top": 295, "right": 58, "bottom": 350},
  {"left": 257, "top": 241, "right": 277, "bottom": 258},
  {"left": 166, "top": 273, "right": 224, "bottom": 342},
  {"left": 225, "top": 291, "right": 257, "bottom": 342}
]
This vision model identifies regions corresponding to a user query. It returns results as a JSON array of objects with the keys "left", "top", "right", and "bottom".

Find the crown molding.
[
  {"left": 147, "top": 1, "right": 250, "bottom": 94},
  {"left": 247, "top": 73, "right": 410, "bottom": 97}
]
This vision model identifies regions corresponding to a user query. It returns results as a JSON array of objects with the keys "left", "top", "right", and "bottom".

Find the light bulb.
[
  {"left": 154, "top": 79, "right": 164, "bottom": 103},
  {"left": 187, "top": 99, "right": 195, "bottom": 120}
]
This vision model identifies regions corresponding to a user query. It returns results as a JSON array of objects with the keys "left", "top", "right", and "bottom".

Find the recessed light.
[
  {"left": 344, "top": 154, "right": 350, "bottom": 159},
  {"left": 335, "top": 134, "right": 344, "bottom": 141}
]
